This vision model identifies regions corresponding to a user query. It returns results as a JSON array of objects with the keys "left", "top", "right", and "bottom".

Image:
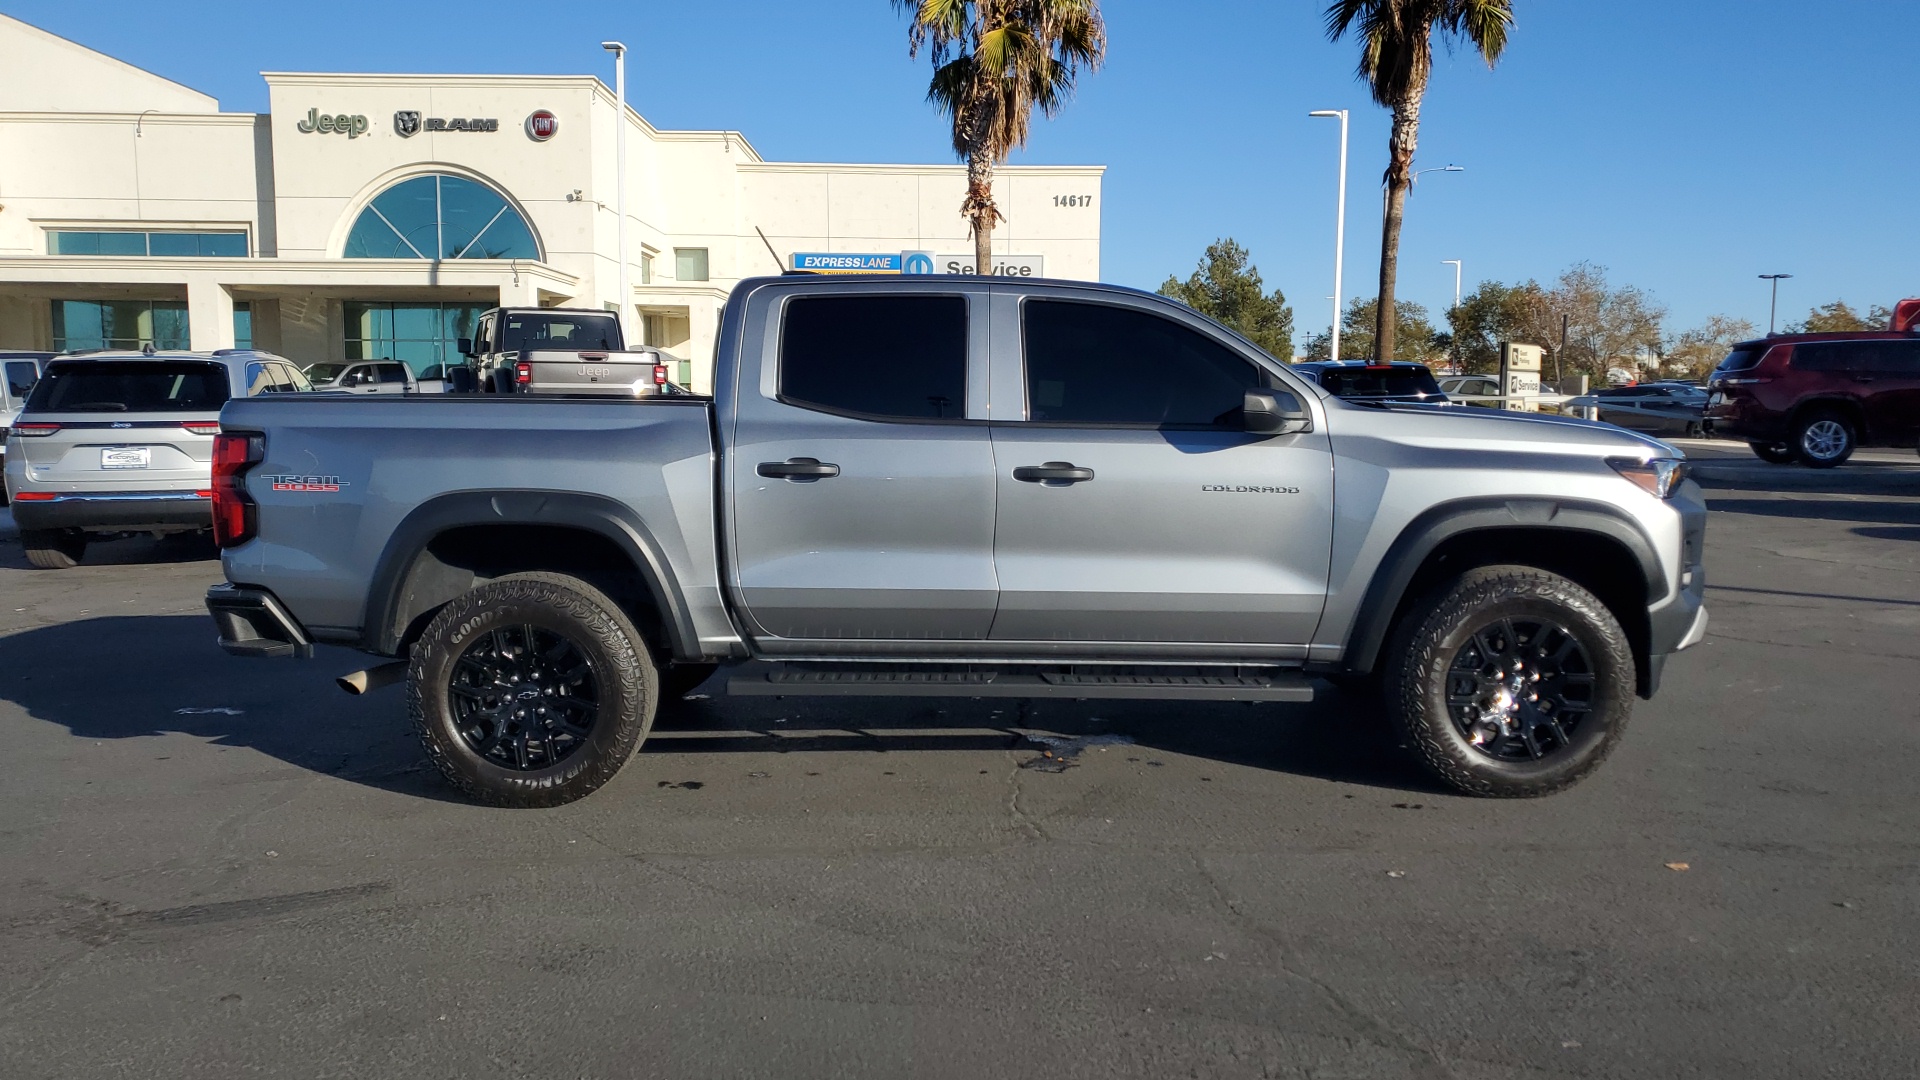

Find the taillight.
[
  {"left": 182, "top": 421, "right": 222, "bottom": 436},
  {"left": 652, "top": 364, "right": 667, "bottom": 386},
  {"left": 516, "top": 362, "right": 532, "bottom": 385},
  {"left": 212, "top": 431, "right": 264, "bottom": 548},
  {"left": 10, "top": 422, "right": 60, "bottom": 438}
]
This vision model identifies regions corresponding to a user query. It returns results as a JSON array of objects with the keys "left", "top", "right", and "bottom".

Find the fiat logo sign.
[{"left": 525, "top": 110, "right": 559, "bottom": 142}]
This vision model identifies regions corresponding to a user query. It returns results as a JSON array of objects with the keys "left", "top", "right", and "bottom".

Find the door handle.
[
  {"left": 757, "top": 457, "right": 840, "bottom": 481},
  {"left": 1013, "top": 461, "right": 1095, "bottom": 484}
]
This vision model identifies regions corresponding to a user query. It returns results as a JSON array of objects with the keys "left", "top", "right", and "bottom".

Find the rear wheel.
[
  {"left": 1794, "top": 411, "right": 1855, "bottom": 468},
  {"left": 1385, "top": 565, "right": 1635, "bottom": 798},
  {"left": 21, "top": 528, "right": 86, "bottom": 569},
  {"left": 409, "top": 572, "right": 656, "bottom": 807},
  {"left": 1749, "top": 441, "right": 1797, "bottom": 464}
]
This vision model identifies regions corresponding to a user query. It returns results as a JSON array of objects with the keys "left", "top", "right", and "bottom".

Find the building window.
[
  {"left": 234, "top": 303, "right": 253, "bottom": 350},
  {"left": 343, "top": 174, "right": 540, "bottom": 261},
  {"left": 674, "top": 247, "right": 709, "bottom": 282},
  {"left": 344, "top": 301, "right": 488, "bottom": 374},
  {"left": 48, "top": 230, "right": 247, "bottom": 257},
  {"left": 640, "top": 252, "right": 653, "bottom": 285},
  {"left": 52, "top": 300, "right": 190, "bottom": 351}
]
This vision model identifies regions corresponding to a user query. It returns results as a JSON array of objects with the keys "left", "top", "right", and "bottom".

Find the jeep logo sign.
[
  {"left": 296, "top": 108, "right": 370, "bottom": 139},
  {"left": 526, "top": 110, "right": 559, "bottom": 141}
]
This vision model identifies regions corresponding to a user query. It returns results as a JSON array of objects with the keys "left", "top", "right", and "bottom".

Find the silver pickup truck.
[{"left": 206, "top": 276, "right": 1707, "bottom": 807}]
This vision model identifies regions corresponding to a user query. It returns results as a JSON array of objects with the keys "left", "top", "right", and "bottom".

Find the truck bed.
[{"left": 216, "top": 395, "right": 730, "bottom": 652}]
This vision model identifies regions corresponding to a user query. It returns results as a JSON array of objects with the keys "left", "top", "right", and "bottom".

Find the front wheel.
[
  {"left": 1749, "top": 441, "right": 1797, "bottom": 464},
  {"left": 1385, "top": 566, "right": 1635, "bottom": 798},
  {"left": 408, "top": 572, "right": 656, "bottom": 807}
]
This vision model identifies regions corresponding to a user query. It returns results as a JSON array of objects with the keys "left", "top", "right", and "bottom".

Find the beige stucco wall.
[{"left": 0, "top": 14, "right": 217, "bottom": 114}]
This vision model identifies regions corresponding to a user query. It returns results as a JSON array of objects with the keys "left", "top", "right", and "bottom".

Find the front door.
[
  {"left": 985, "top": 289, "right": 1336, "bottom": 653},
  {"left": 728, "top": 286, "right": 998, "bottom": 651}
]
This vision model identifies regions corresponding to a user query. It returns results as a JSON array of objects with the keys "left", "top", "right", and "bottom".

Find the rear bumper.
[
  {"left": 206, "top": 583, "right": 314, "bottom": 659},
  {"left": 10, "top": 490, "right": 211, "bottom": 532}
]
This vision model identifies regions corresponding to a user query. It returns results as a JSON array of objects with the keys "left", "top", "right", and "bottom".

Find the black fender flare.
[
  {"left": 1338, "top": 497, "right": 1663, "bottom": 676},
  {"left": 362, "top": 489, "right": 696, "bottom": 659}
]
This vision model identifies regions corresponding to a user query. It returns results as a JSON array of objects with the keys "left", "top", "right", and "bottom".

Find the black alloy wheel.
[
  {"left": 1444, "top": 617, "right": 1595, "bottom": 763},
  {"left": 448, "top": 623, "right": 601, "bottom": 771}
]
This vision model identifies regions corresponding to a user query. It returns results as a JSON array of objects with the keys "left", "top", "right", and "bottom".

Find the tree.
[
  {"left": 1157, "top": 239, "right": 1295, "bottom": 359},
  {"left": 1663, "top": 315, "right": 1757, "bottom": 380},
  {"left": 1305, "top": 297, "right": 1438, "bottom": 361},
  {"left": 1546, "top": 262, "right": 1666, "bottom": 382},
  {"left": 1788, "top": 300, "right": 1892, "bottom": 333},
  {"left": 895, "top": 0, "right": 1106, "bottom": 272},
  {"left": 1448, "top": 280, "right": 1553, "bottom": 374},
  {"left": 1323, "top": 0, "right": 1514, "bottom": 365}
]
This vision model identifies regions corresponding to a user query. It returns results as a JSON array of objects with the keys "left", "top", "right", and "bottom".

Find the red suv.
[{"left": 1706, "top": 301, "right": 1920, "bottom": 467}]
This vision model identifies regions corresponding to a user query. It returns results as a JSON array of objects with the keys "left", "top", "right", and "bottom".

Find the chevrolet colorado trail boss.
[{"left": 206, "top": 276, "right": 1708, "bottom": 807}]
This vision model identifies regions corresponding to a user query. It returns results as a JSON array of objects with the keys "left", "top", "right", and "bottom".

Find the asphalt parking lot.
[{"left": 2, "top": 461, "right": 1918, "bottom": 1079}]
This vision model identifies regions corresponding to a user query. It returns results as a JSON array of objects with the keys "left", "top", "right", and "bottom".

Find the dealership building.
[{"left": 0, "top": 14, "right": 1103, "bottom": 391}]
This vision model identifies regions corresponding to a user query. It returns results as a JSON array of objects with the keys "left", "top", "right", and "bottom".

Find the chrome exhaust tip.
[{"left": 336, "top": 660, "right": 407, "bottom": 696}]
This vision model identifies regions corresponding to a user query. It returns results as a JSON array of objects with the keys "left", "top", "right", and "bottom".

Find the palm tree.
[
  {"left": 1324, "top": 0, "right": 1512, "bottom": 362},
  {"left": 894, "top": 0, "right": 1106, "bottom": 273}
]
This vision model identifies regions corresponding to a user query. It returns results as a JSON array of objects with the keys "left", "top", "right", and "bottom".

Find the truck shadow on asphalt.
[{"left": 0, "top": 614, "right": 1444, "bottom": 803}]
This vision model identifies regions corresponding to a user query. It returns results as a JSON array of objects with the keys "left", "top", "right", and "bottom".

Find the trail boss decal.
[
  {"left": 261, "top": 474, "right": 350, "bottom": 493},
  {"left": 1203, "top": 484, "right": 1300, "bottom": 494}
]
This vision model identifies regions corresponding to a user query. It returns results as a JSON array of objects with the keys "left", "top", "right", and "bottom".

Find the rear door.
[
  {"left": 727, "top": 283, "right": 997, "bottom": 650},
  {"left": 1856, "top": 340, "right": 1920, "bottom": 441},
  {"left": 14, "top": 360, "right": 227, "bottom": 490},
  {"left": 984, "top": 286, "right": 1335, "bottom": 653}
]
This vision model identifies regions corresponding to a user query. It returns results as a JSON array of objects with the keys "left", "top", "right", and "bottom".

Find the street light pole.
[
  {"left": 1759, "top": 273, "right": 1792, "bottom": 334},
  {"left": 1442, "top": 259, "right": 1462, "bottom": 310},
  {"left": 1309, "top": 110, "right": 1348, "bottom": 362},
  {"left": 602, "top": 41, "right": 630, "bottom": 345}
]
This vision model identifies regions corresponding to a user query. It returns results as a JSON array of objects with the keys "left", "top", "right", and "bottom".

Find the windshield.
[
  {"left": 1715, "top": 346, "right": 1768, "bottom": 372},
  {"left": 24, "top": 361, "right": 229, "bottom": 413},
  {"left": 1315, "top": 367, "right": 1443, "bottom": 398},
  {"left": 501, "top": 313, "right": 621, "bottom": 353},
  {"left": 304, "top": 363, "right": 349, "bottom": 383}
]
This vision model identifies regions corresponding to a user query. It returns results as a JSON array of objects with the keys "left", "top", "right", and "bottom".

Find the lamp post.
[
  {"left": 1441, "top": 259, "right": 1462, "bottom": 310},
  {"left": 602, "top": 41, "right": 630, "bottom": 344},
  {"left": 1309, "top": 110, "right": 1349, "bottom": 362},
  {"left": 1759, "top": 273, "right": 1792, "bottom": 334},
  {"left": 1413, "top": 163, "right": 1464, "bottom": 185}
]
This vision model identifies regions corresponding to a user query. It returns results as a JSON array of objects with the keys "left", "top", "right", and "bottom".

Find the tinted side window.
[
  {"left": 6, "top": 361, "right": 38, "bottom": 399},
  {"left": 779, "top": 295, "right": 967, "bottom": 420},
  {"left": 273, "top": 363, "right": 310, "bottom": 392},
  {"left": 1023, "top": 300, "right": 1265, "bottom": 426},
  {"left": 374, "top": 362, "right": 409, "bottom": 383},
  {"left": 1858, "top": 341, "right": 1920, "bottom": 374},
  {"left": 1790, "top": 343, "right": 1858, "bottom": 372}
]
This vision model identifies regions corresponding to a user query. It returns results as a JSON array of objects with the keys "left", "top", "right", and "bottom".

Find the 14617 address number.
[{"left": 1052, "top": 195, "right": 1095, "bottom": 208}]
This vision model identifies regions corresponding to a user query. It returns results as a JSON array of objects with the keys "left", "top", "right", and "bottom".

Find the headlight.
[{"left": 1608, "top": 456, "right": 1689, "bottom": 499}]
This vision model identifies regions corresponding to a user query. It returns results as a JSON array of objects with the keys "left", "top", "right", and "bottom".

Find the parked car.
[
  {"left": 1706, "top": 326, "right": 1920, "bottom": 467},
  {"left": 1, "top": 351, "right": 54, "bottom": 505},
  {"left": 303, "top": 359, "right": 417, "bottom": 394},
  {"left": 1438, "top": 372, "right": 1573, "bottom": 413},
  {"left": 1291, "top": 361, "right": 1449, "bottom": 403},
  {"left": 460, "top": 307, "right": 677, "bottom": 396},
  {"left": 207, "top": 275, "right": 1706, "bottom": 808},
  {"left": 1565, "top": 384, "right": 1708, "bottom": 438},
  {"left": 4, "top": 349, "right": 311, "bottom": 568}
]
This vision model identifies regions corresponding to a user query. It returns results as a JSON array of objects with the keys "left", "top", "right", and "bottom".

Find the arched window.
[{"left": 343, "top": 174, "right": 540, "bottom": 260}]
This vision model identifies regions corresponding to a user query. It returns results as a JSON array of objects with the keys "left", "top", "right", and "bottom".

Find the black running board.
[{"left": 726, "top": 665, "right": 1314, "bottom": 702}]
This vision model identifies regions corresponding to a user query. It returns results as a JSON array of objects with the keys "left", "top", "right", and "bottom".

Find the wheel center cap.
[{"left": 516, "top": 687, "right": 542, "bottom": 701}]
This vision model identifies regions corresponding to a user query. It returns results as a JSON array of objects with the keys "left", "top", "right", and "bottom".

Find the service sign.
[{"left": 920, "top": 254, "right": 1045, "bottom": 277}]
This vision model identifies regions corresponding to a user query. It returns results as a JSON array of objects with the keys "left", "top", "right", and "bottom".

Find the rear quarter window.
[{"left": 24, "top": 361, "right": 230, "bottom": 413}]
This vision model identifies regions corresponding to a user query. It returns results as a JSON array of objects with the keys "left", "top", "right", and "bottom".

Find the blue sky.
[{"left": 7, "top": 0, "right": 1916, "bottom": 342}]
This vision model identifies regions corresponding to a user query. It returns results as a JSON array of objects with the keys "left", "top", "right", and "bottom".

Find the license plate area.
[{"left": 101, "top": 446, "right": 151, "bottom": 470}]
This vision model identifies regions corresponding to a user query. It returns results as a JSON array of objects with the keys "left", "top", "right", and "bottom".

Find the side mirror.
[
  {"left": 1245, "top": 389, "right": 1312, "bottom": 435},
  {"left": 456, "top": 337, "right": 474, "bottom": 358}
]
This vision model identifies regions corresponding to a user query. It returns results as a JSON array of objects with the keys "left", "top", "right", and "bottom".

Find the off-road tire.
[
  {"left": 1384, "top": 565, "right": 1635, "bottom": 798},
  {"left": 408, "top": 572, "right": 656, "bottom": 807},
  {"left": 22, "top": 528, "right": 86, "bottom": 569},
  {"left": 1793, "top": 410, "right": 1855, "bottom": 469},
  {"left": 1749, "top": 441, "right": 1797, "bottom": 464}
]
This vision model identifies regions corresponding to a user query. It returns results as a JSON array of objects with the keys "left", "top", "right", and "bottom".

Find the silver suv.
[{"left": 4, "top": 349, "right": 311, "bottom": 568}]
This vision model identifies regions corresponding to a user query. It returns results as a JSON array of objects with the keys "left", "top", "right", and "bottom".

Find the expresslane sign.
[{"left": 791, "top": 251, "right": 1045, "bottom": 277}]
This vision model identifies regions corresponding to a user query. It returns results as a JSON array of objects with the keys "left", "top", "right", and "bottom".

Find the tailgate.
[
  {"left": 522, "top": 350, "right": 666, "bottom": 396},
  {"left": 17, "top": 419, "right": 215, "bottom": 488}
]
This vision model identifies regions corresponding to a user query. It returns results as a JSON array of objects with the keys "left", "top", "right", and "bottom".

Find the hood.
[{"left": 1329, "top": 398, "right": 1680, "bottom": 459}]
